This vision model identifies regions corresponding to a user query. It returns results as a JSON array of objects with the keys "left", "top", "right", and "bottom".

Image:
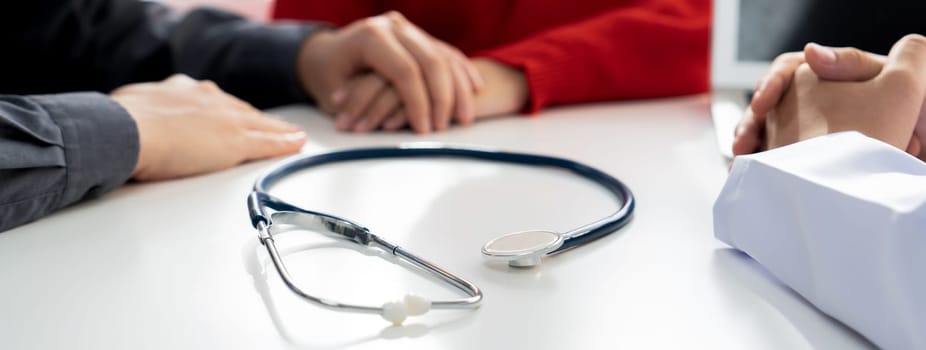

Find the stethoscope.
[{"left": 247, "top": 144, "right": 635, "bottom": 325}]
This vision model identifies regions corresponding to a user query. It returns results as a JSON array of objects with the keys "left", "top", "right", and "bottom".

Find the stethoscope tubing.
[
  {"left": 248, "top": 144, "right": 635, "bottom": 315},
  {"left": 252, "top": 145, "right": 635, "bottom": 253}
]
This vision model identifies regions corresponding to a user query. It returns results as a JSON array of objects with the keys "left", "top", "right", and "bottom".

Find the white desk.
[{"left": 0, "top": 96, "right": 874, "bottom": 349}]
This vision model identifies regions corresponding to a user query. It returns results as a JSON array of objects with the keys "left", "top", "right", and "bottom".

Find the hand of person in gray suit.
[{"left": 111, "top": 74, "right": 307, "bottom": 181}]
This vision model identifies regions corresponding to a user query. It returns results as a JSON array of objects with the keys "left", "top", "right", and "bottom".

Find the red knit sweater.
[{"left": 273, "top": 0, "right": 710, "bottom": 113}]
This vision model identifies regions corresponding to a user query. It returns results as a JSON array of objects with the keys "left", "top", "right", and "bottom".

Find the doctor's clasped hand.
[{"left": 733, "top": 34, "right": 926, "bottom": 158}]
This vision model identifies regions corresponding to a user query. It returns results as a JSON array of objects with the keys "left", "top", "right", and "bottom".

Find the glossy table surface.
[{"left": 0, "top": 96, "right": 874, "bottom": 349}]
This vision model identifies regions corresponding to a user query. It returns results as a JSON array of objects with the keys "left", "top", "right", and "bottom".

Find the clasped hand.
[
  {"left": 297, "top": 12, "right": 527, "bottom": 134},
  {"left": 733, "top": 34, "right": 926, "bottom": 159}
]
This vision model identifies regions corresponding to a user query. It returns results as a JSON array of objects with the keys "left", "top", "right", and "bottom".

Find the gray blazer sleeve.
[
  {"left": 0, "top": 0, "right": 327, "bottom": 232},
  {"left": 0, "top": 93, "right": 138, "bottom": 232}
]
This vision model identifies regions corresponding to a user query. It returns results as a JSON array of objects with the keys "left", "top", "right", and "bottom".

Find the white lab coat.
[{"left": 713, "top": 132, "right": 926, "bottom": 350}]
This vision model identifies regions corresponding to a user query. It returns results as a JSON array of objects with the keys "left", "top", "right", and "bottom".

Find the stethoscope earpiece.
[{"left": 381, "top": 294, "right": 432, "bottom": 325}]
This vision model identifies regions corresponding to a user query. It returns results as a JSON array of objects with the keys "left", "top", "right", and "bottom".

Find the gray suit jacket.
[{"left": 0, "top": 0, "right": 323, "bottom": 231}]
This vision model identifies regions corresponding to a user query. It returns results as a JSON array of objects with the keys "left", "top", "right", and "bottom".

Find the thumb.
[
  {"left": 804, "top": 43, "right": 886, "bottom": 81},
  {"left": 880, "top": 34, "right": 926, "bottom": 96},
  {"left": 873, "top": 35, "right": 926, "bottom": 151}
]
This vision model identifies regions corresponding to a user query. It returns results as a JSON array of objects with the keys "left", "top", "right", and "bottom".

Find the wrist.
[
  {"left": 297, "top": 30, "right": 336, "bottom": 106},
  {"left": 472, "top": 58, "right": 528, "bottom": 117},
  {"left": 110, "top": 93, "right": 152, "bottom": 179}
]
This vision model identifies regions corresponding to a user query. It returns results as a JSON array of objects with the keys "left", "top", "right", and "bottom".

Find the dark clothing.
[{"left": 0, "top": 0, "right": 321, "bottom": 232}]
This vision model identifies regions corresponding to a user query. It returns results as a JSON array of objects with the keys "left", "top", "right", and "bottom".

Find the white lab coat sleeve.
[{"left": 713, "top": 131, "right": 926, "bottom": 350}]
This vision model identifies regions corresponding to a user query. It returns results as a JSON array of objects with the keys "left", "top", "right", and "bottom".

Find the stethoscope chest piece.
[{"left": 481, "top": 230, "right": 564, "bottom": 268}]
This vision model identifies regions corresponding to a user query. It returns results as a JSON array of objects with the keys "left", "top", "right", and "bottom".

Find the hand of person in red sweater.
[
  {"left": 275, "top": 0, "right": 711, "bottom": 117},
  {"left": 332, "top": 57, "right": 528, "bottom": 132},
  {"left": 297, "top": 11, "right": 483, "bottom": 134},
  {"left": 469, "top": 58, "right": 529, "bottom": 118},
  {"left": 326, "top": 41, "right": 484, "bottom": 133}
]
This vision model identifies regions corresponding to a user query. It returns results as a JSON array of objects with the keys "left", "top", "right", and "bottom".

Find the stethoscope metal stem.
[
  {"left": 255, "top": 215, "right": 482, "bottom": 314},
  {"left": 391, "top": 246, "right": 482, "bottom": 309}
]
